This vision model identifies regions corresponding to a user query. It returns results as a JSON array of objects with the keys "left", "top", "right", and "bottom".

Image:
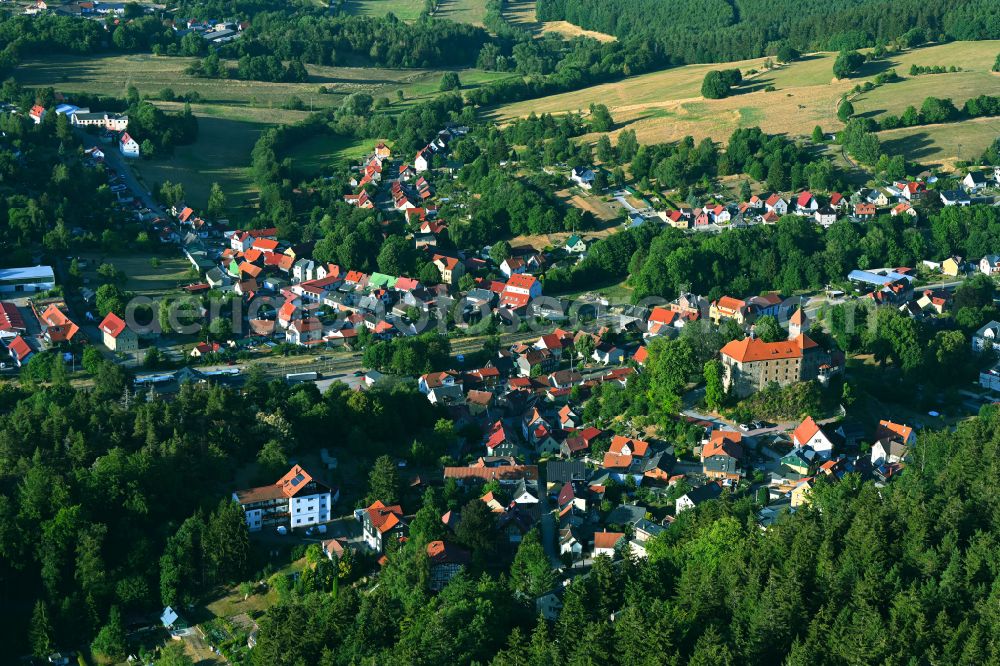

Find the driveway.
[{"left": 76, "top": 129, "right": 166, "bottom": 217}]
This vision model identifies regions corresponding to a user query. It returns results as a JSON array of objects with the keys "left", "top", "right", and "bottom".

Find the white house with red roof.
[
  {"left": 119, "top": 131, "right": 140, "bottom": 157},
  {"left": 792, "top": 416, "right": 834, "bottom": 459},
  {"left": 360, "top": 500, "right": 407, "bottom": 552},
  {"left": 6, "top": 334, "right": 33, "bottom": 367},
  {"left": 500, "top": 274, "right": 541, "bottom": 311},
  {"left": 764, "top": 194, "right": 788, "bottom": 215},
  {"left": 795, "top": 191, "right": 818, "bottom": 214},
  {"left": 98, "top": 312, "right": 137, "bottom": 352},
  {"left": 28, "top": 105, "right": 46, "bottom": 124},
  {"left": 233, "top": 465, "right": 334, "bottom": 532}
]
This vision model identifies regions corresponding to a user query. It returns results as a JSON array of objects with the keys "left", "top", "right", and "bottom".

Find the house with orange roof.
[
  {"left": 233, "top": 465, "right": 335, "bottom": 532},
  {"left": 719, "top": 333, "right": 829, "bottom": 398},
  {"left": 38, "top": 303, "right": 79, "bottom": 345},
  {"left": 791, "top": 416, "right": 834, "bottom": 459},
  {"left": 709, "top": 296, "right": 752, "bottom": 326},
  {"left": 432, "top": 254, "right": 465, "bottom": 285},
  {"left": 426, "top": 540, "right": 470, "bottom": 591},
  {"left": 593, "top": 530, "right": 625, "bottom": 557},
  {"left": 361, "top": 500, "right": 407, "bottom": 552},
  {"left": 701, "top": 430, "right": 745, "bottom": 482}
]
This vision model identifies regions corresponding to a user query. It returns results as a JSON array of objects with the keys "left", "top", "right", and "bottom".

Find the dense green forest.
[
  {"left": 0, "top": 363, "right": 448, "bottom": 657},
  {"left": 536, "top": 0, "right": 1000, "bottom": 62}
]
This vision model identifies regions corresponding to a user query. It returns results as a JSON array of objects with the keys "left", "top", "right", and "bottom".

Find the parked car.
[
  {"left": 306, "top": 524, "right": 328, "bottom": 536},
  {"left": 738, "top": 423, "right": 751, "bottom": 432},
  {"left": 275, "top": 525, "right": 288, "bottom": 536}
]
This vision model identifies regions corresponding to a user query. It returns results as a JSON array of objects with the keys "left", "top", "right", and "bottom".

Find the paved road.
[{"left": 77, "top": 129, "right": 165, "bottom": 216}]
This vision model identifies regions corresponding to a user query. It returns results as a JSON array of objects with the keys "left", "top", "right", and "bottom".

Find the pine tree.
[{"left": 30, "top": 600, "right": 54, "bottom": 657}]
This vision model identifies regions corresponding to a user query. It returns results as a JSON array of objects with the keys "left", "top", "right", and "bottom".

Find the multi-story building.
[
  {"left": 709, "top": 296, "right": 752, "bottom": 326},
  {"left": 360, "top": 500, "right": 407, "bottom": 552},
  {"left": 233, "top": 465, "right": 334, "bottom": 532},
  {"left": 700, "top": 430, "right": 745, "bottom": 483},
  {"left": 719, "top": 333, "right": 829, "bottom": 398},
  {"left": 98, "top": 312, "right": 138, "bottom": 353}
]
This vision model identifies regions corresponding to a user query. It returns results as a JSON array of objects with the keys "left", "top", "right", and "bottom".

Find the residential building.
[
  {"left": 719, "top": 334, "right": 828, "bottom": 398},
  {"left": 6, "top": 334, "right": 33, "bottom": 367},
  {"left": 233, "top": 465, "right": 334, "bottom": 532},
  {"left": 432, "top": 254, "right": 465, "bottom": 285},
  {"left": 593, "top": 531, "right": 624, "bottom": 557},
  {"left": 942, "top": 256, "right": 963, "bottom": 277},
  {"left": 565, "top": 235, "right": 587, "bottom": 254},
  {"left": 940, "top": 190, "right": 971, "bottom": 206},
  {"left": 871, "top": 420, "right": 916, "bottom": 466},
  {"left": 962, "top": 171, "right": 989, "bottom": 192},
  {"left": 98, "top": 312, "right": 138, "bottom": 353},
  {"left": 426, "top": 540, "right": 470, "bottom": 591},
  {"left": 38, "top": 304, "right": 79, "bottom": 344},
  {"left": 973, "top": 320, "right": 1000, "bottom": 352},
  {"left": 676, "top": 482, "right": 723, "bottom": 513},
  {"left": 361, "top": 500, "right": 408, "bottom": 553},
  {"left": 792, "top": 416, "right": 835, "bottom": 459},
  {"left": 500, "top": 274, "right": 542, "bottom": 311},
  {"left": 980, "top": 255, "right": 1000, "bottom": 276},
  {"left": 709, "top": 296, "right": 751, "bottom": 325},
  {"left": 700, "top": 430, "right": 744, "bottom": 483},
  {"left": 570, "top": 166, "right": 596, "bottom": 190},
  {"left": 71, "top": 111, "right": 128, "bottom": 131},
  {"left": 119, "top": 131, "right": 140, "bottom": 157}
]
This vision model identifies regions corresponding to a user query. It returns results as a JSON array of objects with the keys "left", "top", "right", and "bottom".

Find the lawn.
[
  {"left": 878, "top": 116, "right": 1000, "bottom": 170},
  {"left": 131, "top": 113, "right": 265, "bottom": 217},
  {"left": 433, "top": 0, "right": 488, "bottom": 25},
  {"left": 286, "top": 134, "right": 375, "bottom": 175},
  {"left": 14, "top": 53, "right": 469, "bottom": 111},
  {"left": 488, "top": 40, "right": 1000, "bottom": 166},
  {"left": 80, "top": 253, "right": 195, "bottom": 296},
  {"left": 345, "top": 0, "right": 426, "bottom": 21}
]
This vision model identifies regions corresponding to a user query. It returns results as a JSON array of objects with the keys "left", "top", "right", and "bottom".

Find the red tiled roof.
[
  {"left": 792, "top": 416, "right": 821, "bottom": 446},
  {"left": 0, "top": 302, "right": 25, "bottom": 332},
  {"left": 720, "top": 334, "right": 817, "bottom": 363},
  {"left": 98, "top": 312, "right": 127, "bottom": 338},
  {"left": 703, "top": 430, "right": 743, "bottom": 459},
  {"left": 366, "top": 500, "right": 404, "bottom": 534},
  {"left": 505, "top": 274, "right": 538, "bottom": 290},
  {"left": 7, "top": 335, "right": 31, "bottom": 362},
  {"left": 594, "top": 531, "right": 625, "bottom": 549}
]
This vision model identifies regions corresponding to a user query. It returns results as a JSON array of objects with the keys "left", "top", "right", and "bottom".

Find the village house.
[
  {"left": 973, "top": 320, "right": 1000, "bottom": 352},
  {"left": 593, "top": 531, "right": 625, "bottom": 558},
  {"left": 6, "top": 335, "right": 33, "bottom": 367},
  {"left": 701, "top": 430, "right": 744, "bottom": 483},
  {"left": 570, "top": 166, "right": 596, "bottom": 190},
  {"left": 432, "top": 254, "right": 465, "bottom": 286},
  {"left": 98, "top": 312, "right": 137, "bottom": 353},
  {"left": 38, "top": 303, "right": 79, "bottom": 345},
  {"left": 709, "top": 296, "right": 752, "bottom": 326},
  {"left": 962, "top": 171, "right": 989, "bottom": 193},
  {"left": 940, "top": 190, "right": 971, "bottom": 207},
  {"left": 764, "top": 194, "right": 788, "bottom": 215},
  {"left": 676, "top": 482, "right": 723, "bottom": 513},
  {"left": 500, "top": 274, "right": 542, "bottom": 311},
  {"left": 427, "top": 540, "right": 470, "bottom": 591},
  {"left": 871, "top": 420, "right": 916, "bottom": 467},
  {"left": 233, "top": 465, "right": 335, "bottom": 532},
  {"left": 565, "top": 235, "right": 587, "bottom": 254},
  {"left": 119, "top": 131, "right": 140, "bottom": 158},
  {"left": 360, "top": 500, "right": 407, "bottom": 553},
  {"left": 791, "top": 416, "right": 835, "bottom": 459},
  {"left": 980, "top": 255, "right": 1000, "bottom": 276}
]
